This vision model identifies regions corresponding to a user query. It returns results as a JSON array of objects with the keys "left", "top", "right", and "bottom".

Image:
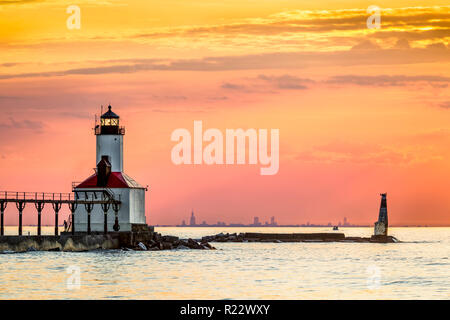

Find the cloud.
[
  {"left": 0, "top": 0, "right": 121, "bottom": 6},
  {"left": 221, "top": 82, "right": 246, "bottom": 90},
  {"left": 1, "top": 44, "right": 449, "bottom": 80},
  {"left": 370, "top": 29, "right": 450, "bottom": 41},
  {"left": 1, "top": 5, "right": 447, "bottom": 65},
  {"left": 401, "top": 129, "right": 450, "bottom": 145},
  {"left": 130, "top": 6, "right": 450, "bottom": 39},
  {"left": 296, "top": 141, "right": 442, "bottom": 165},
  {"left": 0, "top": 117, "right": 45, "bottom": 132},
  {"left": 350, "top": 40, "right": 381, "bottom": 51},
  {"left": 326, "top": 74, "right": 450, "bottom": 87},
  {"left": 257, "top": 74, "right": 313, "bottom": 90},
  {"left": 0, "top": 0, "right": 40, "bottom": 5},
  {"left": 151, "top": 109, "right": 172, "bottom": 113},
  {"left": 151, "top": 107, "right": 205, "bottom": 113},
  {"left": 221, "top": 74, "right": 314, "bottom": 93},
  {"left": 58, "top": 112, "right": 91, "bottom": 119},
  {"left": 0, "top": 95, "right": 21, "bottom": 100},
  {"left": 393, "top": 39, "right": 411, "bottom": 49},
  {"left": 426, "top": 42, "right": 448, "bottom": 50},
  {"left": 0, "top": 64, "right": 155, "bottom": 79},
  {"left": 0, "top": 63, "right": 18, "bottom": 67},
  {"left": 208, "top": 96, "right": 228, "bottom": 100},
  {"left": 151, "top": 95, "right": 187, "bottom": 101},
  {"left": 114, "top": 6, "right": 450, "bottom": 59},
  {"left": 439, "top": 101, "right": 450, "bottom": 109}
]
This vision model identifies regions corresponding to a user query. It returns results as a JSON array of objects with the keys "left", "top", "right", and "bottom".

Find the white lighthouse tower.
[{"left": 73, "top": 105, "right": 147, "bottom": 232}]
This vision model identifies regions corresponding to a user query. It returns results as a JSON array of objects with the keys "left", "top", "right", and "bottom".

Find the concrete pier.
[
  {"left": 0, "top": 225, "right": 217, "bottom": 252},
  {"left": 0, "top": 234, "right": 120, "bottom": 252},
  {"left": 243, "top": 232, "right": 345, "bottom": 242}
]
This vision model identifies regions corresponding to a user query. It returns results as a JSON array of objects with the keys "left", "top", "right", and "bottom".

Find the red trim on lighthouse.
[{"left": 76, "top": 172, "right": 136, "bottom": 189}]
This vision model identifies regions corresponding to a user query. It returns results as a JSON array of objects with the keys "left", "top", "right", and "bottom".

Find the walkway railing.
[
  {"left": 0, "top": 191, "right": 121, "bottom": 237},
  {"left": 0, "top": 191, "right": 75, "bottom": 202}
]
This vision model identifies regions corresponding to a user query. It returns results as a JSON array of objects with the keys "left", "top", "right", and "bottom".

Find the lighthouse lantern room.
[{"left": 73, "top": 105, "right": 147, "bottom": 232}]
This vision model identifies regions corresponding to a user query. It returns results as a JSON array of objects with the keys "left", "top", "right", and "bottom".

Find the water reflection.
[{"left": 0, "top": 227, "right": 448, "bottom": 299}]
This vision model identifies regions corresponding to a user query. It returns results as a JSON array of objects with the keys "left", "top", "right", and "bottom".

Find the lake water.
[{"left": 0, "top": 227, "right": 448, "bottom": 299}]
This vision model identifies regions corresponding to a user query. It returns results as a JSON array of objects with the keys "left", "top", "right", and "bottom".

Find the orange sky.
[{"left": 0, "top": 1, "right": 449, "bottom": 226}]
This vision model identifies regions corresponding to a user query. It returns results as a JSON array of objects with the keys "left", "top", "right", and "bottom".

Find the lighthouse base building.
[
  {"left": 74, "top": 173, "right": 146, "bottom": 232},
  {"left": 73, "top": 106, "right": 147, "bottom": 233}
]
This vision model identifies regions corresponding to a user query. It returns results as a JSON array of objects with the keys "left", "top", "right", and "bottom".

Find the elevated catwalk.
[{"left": 0, "top": 190, "right": 121, "bottom": 236}]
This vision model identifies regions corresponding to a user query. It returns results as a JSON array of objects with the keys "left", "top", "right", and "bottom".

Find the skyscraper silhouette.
[{"left": 190, "top": 210, "right": 196, "bottom": 226}]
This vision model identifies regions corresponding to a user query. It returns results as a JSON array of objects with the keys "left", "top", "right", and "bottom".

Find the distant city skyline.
[{"left": 172, "top": 211, "right": 368, "bottom": 228}]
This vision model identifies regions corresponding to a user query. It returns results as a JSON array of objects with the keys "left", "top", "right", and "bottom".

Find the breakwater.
[
  {"left": 0, "top": 230, "right": 399, "bottom": 253},
  {"left": 201, "top": 232, "right": 399, "bottom": 243}
]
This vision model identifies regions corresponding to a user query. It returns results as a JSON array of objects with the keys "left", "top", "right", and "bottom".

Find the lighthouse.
[
  {"left": 374, "top": 193, "right": 388, "bottom": 236},
  {"left": 73, "top": 106, "right": 147, "bottom": 232}
]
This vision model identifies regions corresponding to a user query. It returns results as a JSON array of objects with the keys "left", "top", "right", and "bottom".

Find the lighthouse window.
[{"left": 101, "top": 118, "right": 119, "bottom": 126}]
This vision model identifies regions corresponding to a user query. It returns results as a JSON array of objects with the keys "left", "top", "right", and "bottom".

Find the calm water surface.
[{"left": 0, "top": 227, "right": 448, "bottom": 299}]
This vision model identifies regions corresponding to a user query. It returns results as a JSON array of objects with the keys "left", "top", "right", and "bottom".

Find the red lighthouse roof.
[{"left": 75, "top": 172, "right": 144, "bottom": 189}]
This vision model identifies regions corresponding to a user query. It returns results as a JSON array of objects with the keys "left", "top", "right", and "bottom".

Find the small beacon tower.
[
  {"left": 374, "top": 193, "right": 388, "bottom": 236},
  {"left": 73, "top": 106, "right": 147, "bottom": 232}
]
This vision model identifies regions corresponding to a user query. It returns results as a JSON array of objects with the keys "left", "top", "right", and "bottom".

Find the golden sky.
[{"left": 0, "top": 0, "right": 449, "bottom": 226}]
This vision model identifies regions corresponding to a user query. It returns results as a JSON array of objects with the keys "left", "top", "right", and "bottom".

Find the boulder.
[
  {"left": 137, "top": 242, "right": 147, "bottom": 251},
  {"left": 162, "top": 242, "right": 173, "bottom": 250},
  {"left": 153, "top": 233, "right": 162, "bottom": 242},
  {"left": 202, "top": 236, "right": 214, "bottom": 242},
  {"left": 179, "top": 239, "right": 189, "bottom": 247},
  {"left": 216, "top": 237, "right": 227, "bottom": 242},
  {"left": 202, "top": 242, "right": 212, "bottom": 249},
  {"left": 201, "top": 242, "right": 216, "bottom": 250},
  {"left": 162, "top": 235, "right": 179, "bottom": 243},
  {"left": 187, "top": 238, "right": 203, "bottom": 249}
]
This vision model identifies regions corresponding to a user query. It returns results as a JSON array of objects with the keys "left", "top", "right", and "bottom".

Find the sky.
[{"left": 0, "top": 0, "right": 449, "bottom": 226}]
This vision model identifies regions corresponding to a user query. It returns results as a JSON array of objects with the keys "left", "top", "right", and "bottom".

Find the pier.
[
  {"left": 202, "top": 232, "right": 399, "bottom": 243},
  {"left": 0, "top": 106, "right": 153, "bottom": 252},
  {"left": 0, "top": 190, "right": 121, "bottom": 236}
]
